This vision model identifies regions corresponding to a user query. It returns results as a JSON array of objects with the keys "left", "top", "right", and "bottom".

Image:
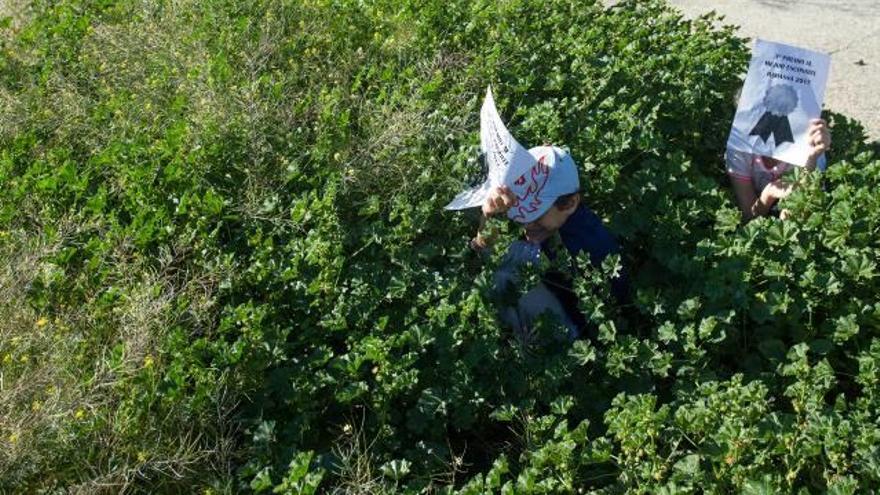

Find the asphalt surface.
[
  {"left": 667, "top": 0, "right": 880, "bottom": 141},
  {"left": 4, "top": 0, "right": 878, "bottom": 140}
]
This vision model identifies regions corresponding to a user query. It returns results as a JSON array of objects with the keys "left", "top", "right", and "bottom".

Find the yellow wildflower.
[{"left": 36, "top": 317, "right": 49, "bottom": 328}]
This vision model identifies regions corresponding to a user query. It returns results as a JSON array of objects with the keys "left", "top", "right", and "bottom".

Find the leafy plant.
[{"left": 1, "top": 0, "right": 879, "bottom": 493}]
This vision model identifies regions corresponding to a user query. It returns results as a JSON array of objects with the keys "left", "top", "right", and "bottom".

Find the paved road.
[{"left": 667, "top": 0, "right": 880, "bottom": 141}]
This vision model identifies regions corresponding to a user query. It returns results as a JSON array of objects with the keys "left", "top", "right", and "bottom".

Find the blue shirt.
[
  {"left": 555, "top": 205, "right": 622, "bottom": 270},
  {"left": 539, "top": 205, "right": 629, "bottom": 332}
]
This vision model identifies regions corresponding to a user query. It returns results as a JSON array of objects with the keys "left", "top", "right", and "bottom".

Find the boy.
[{"left": 471, "top": 145, "right": 628, "bottom": 340}]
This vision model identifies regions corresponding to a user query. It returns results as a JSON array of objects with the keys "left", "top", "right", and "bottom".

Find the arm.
[
  {"left": 472, "top": 215, "right": 492, "bottom": 249},
  {"left": 804, "top": 118, "right": 831, "bottom": 171},
  {"left": 726, "top": 149, "right": 765, "bottom": 222},
  {"left": 730, "top": 177, "right": 791, "bottom": 221},
  {"left": 471, "top": 186, "right": 515, "bottom": 249},
  {"left": 730, "top": 177, "right": 760, "bottom": 221},
  {"left": 777, "top": 119, "right": 831, "bottom": 219}
]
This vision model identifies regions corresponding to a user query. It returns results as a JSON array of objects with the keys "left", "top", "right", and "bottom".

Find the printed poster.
[{"left": 727, "top": 39, "right": 830, "bottom": 167}]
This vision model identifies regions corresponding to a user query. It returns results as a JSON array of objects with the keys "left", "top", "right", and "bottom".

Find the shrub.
[{"left": 1, "top": 0, "right": 878, "bottom": 493}]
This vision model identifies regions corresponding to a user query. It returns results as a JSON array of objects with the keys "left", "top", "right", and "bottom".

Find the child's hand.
[
  {"left": 805, "top": 119, "right": 831, "bottom": 171},
  {"left": 761, "top": 179, "right": 794, "bottom": 203},
  {"left": 482, "top": 186, "right": 516, "bottom": 217}
]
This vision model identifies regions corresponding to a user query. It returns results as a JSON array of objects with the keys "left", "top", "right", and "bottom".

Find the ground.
[{"left": 667, "top": 0, "right": 880, "bottom": 141}]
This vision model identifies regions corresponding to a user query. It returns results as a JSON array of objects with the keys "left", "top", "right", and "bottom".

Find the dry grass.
[
  {"left": 328, "top": 410, "right": 471, "bottom": 494},
  {"left": 0, "top": 218, "right": 235, "bottom": 491},
  {"left": 342, "top": 53, "right": 473, "bottom": 197},
  {"left": 0, "top": 222, "right": 90, "bottom": 483},
  {"left": 0, "top": 0, "right": 352, "bottom": 490},
  {"left": 332, "top": 427, "right": 385, "bottom": 494},
  {"left": 0, "top": 0, "right": 31, "bottom": 31}
]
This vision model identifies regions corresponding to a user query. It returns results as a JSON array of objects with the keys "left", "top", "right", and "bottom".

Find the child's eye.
[{"left": 514, "top": 175, "right": 526, "bottom": 186}]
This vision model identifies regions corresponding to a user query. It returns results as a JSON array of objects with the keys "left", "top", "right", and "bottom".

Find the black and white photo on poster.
[{"left": 727, "top": 39, "right": 831, "bottom": 167}]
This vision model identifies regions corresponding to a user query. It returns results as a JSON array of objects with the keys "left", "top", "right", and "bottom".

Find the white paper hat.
[
  {"left": 444, "top": 86, "right": 580, "bottom": 223},
  {"left": 507, "top": 145, "right": 580, "bottom": 224}
]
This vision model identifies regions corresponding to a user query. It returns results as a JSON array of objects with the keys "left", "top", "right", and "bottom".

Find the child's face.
[{"left": 523, "top": 196, "right": 580, "bottom": 243}]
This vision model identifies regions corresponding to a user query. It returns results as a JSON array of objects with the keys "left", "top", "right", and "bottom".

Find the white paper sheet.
[
  {"left": 444, "top": 86, "right": 539, "bottom": 213},
  {"left": 727, "top": 39, "right": 830, "bottom": 167}
]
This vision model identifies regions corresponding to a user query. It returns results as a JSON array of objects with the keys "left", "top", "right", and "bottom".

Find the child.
[
  {"left": 471, "top": 145, "right": 628, "bottom": 341},
  {"left": 727, "top": 118, "right": 831, "bottom": 221}
]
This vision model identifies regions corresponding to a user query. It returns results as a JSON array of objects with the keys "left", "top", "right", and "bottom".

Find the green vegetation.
[{"left": 1, "top": 0, "right": 879, "bottom": 492}]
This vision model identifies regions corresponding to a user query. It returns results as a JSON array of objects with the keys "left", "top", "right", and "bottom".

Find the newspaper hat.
[
  {"left": 444, "top": 86, "right": 580, "bottom": 224},
  {"left": 508, "top": 145, "right": 580, "bottom": 224}
]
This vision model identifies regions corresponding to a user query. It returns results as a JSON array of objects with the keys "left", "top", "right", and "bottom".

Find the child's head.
[
  {"left": 524, "top": 190, "right": 581, "bottom": 243},
  {"left": 510, "top": 146, "right": 581, "bottom": 243}
]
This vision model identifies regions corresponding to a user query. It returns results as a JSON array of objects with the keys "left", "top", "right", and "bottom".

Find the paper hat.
[
  {"left": 444, "top": 86, "right": 581, "bottom": 224},
  {"left": 508, "top": 145, "right": 580, "bottom": 224}
]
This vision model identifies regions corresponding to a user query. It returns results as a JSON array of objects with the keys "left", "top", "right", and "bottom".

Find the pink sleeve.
[{"left": 725, "top": 149, "right": 752, "bottom": 183}]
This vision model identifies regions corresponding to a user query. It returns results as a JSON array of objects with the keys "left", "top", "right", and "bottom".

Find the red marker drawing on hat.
[{"left": 508, "top": 154, "right": 550, "bottom": 222}]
